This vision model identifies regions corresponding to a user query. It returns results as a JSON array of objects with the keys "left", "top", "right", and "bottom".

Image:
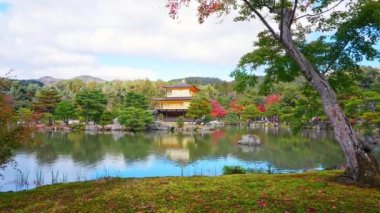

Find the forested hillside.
[{"left": 2, "top": 67, "right": 379, "bottom": 138}]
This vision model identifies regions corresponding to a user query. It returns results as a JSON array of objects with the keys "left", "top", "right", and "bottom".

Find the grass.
[{"left": 0, "top": 171, "right": 379, "bottom": 212}]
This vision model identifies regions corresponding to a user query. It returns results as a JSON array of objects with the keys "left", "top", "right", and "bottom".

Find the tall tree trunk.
[{"left": 279, "top": 9, "right": 379, "bottom": 183}]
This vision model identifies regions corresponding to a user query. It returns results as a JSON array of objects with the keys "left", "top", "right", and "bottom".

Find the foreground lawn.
[{"left": 0, "top": 171, "right": 379, "bottom": 212}]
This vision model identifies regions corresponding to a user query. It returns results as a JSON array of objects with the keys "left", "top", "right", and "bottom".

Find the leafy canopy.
[
  {"left": 118, "top": 107, "right": 153, "bottom": 131},
  {"left": 75, "top": 89, "right": 107, "bottom": 124}
]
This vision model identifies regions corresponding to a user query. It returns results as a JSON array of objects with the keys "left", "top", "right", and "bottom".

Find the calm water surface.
[{"left": 1, "top": 127, "right": 379, "bottom": 192}]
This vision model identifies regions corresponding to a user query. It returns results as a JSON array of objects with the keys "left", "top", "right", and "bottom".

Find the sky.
[{"left": 0, "top": 0, "right": 378, "bottom": 81}]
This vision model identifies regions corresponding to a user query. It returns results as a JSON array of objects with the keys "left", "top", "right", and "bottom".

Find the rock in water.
[{"left": 238, "top": 134, "right": 261, "bottom": 146}]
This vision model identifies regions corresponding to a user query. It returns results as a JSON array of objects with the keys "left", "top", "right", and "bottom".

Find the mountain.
[
  {"left": 72, "top": 75, "right": 106, "bottom": 83},
  {"left": 37, "top": 76, "right": 62, "bottom": 85},
  {"left": 36, "top": 75, "right": 106, "bottom": 85},
  {"left": 168, "top": 77, "right": 228, "bottom": 86}
]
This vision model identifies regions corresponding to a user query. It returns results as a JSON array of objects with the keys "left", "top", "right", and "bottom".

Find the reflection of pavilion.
[
  {"left": 154, "top": 134, "right": 195, "bottom": 166},
  {"left": 165, "top": 149, "right": 190, "bottom": 163},
  {"left": 154, "top": 134, "right": 195, "bottom": 148}
]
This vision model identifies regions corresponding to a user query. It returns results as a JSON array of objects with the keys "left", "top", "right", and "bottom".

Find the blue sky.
[
  {"left": 0, "top": 2, "right": 10, "bottom": 13},
  {"left": 0, "top": 1, "right": 378, "bottom": 81}
]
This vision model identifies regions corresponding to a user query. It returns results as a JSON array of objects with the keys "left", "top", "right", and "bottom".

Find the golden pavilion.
[{"left": 152, "top": 80, "right": 200, "bottom": 119}]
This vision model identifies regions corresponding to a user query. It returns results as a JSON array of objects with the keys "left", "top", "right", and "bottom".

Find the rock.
[
  {"left": 237, "top": 134, "right": 261, "bottom": 146},
  {"left": 85, "top": 125, "right": 101, "bottom": 131},
  {"left": 208, "top": 120, "right": 224, "bottom": 127},
  {"left": 103, "top": 124, "right": 124, "bottom": 131},
  {"left": 111, "top": 124, "right": 124, "bottom": 131},
  {"left": 149, "top": 122, "right": 170, "bottom": 131}
]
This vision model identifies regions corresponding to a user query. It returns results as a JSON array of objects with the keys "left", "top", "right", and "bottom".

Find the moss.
[{"left": 0, "top": 171, "right": 379, "bottom": 212}]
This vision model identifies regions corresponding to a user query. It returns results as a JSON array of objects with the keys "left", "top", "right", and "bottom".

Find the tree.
[
  {"left": 54, "top": 100, "right": 76, "bottom": 125},
  {"left": 100, "top": 111, "right": 114, "bottom": 126},
  {"left": 229, "top": 100, "right": 244, "bottom": 119},
  {"left": 34, "top": 88, "right": 61, "bottom": 125},
  {"left": 167, "top": 0, "right": 380, "bottom": 183},
  {"left": 16, "top": 108, "right": 33, "bottom": 124},
  {"left": 75, "top": 89, "right": 107, "bottom": 124},
  {"left": 0, "top": 80, "right": 33, "bottom": 166},
  {"left": 198, "top": 84, "right": 218, "bottom": 99},
  {"left": 9, "top": 82, "right": 40, "bottom": 109},
  {"left": 176, "top": 116, "right": 185, "bottom": 129},
  {"left": 210, "top": 100, "right": 228, "bottom": 119},
  {"left": 124, "top": 91, "right": 149, "bottom": 110},
  {"left": 186, "top": 98, "right": 211, "bottom": 121},
  {"left": 241, "top": 104, "right": 260, "bottom": 122},
  {"left": 118, "top": 107, "right": 153, "bottom": 131},
  {"left": 266, "top": 103, "right": 280, "bottom": 123}
]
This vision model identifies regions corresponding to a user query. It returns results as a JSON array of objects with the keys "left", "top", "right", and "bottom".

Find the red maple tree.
[
  {"left": 257, "top": 103, "right": 266, "bottom": 113},
  {"left": 229, "top": 100, "right": 244, "bottom": 115},
  {"left": 265, "top": 94, "right": 280, "bottom": 106},
  {"left": 210, "top": 100, "right": 227, "bottom": 118}
]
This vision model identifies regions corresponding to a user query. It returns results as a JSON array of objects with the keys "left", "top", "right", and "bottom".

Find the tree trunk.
[{"left": 279, "top": 9, "right": 379, "bottom": 183}]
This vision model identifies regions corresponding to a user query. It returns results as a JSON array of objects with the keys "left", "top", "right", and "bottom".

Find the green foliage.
[
  {"left": 9, "top": 82, "right": 40, "bottom": 109},
  {"left": 75, "top": 89, "right": 107, "bottom": 124},
  {"left": 118, "top": 107, "right": 153, "bottom": 131},
  {"left": 224, "top": 111, "right": 240, "bottom": 125},
  {"left": 186, "top": 98, "right": 211, "bottom": 120},
  {"left": 40, "top": 113, "right": 54, "bottom": 125},
  {"left": 230, "top": 69, "right": 258, "bottom": 93},
  {"left": 124, "top": 92, "right": 149, "bottom": 110},
  {"left": 198, "top": 84, "right": 218, "bottom": 100},
  {"left": 16, "top": 108, "right": 32, "bottom": 122},
  {"left": 34, "top": 88, "right": 61, "bottom": 125},
  {"left": 266, "top": 103, "right": 280, "bottom": 117},
  {"left": 54, "top": 100, "right": 76, "bottom": 125},
  {"left": 158, "top": 114, "right": 165, "bottom": 121},
  {"left": 241, "top": 104, "right": 260, "bottom": 121},
  {"left": 100, "top": 111, "right": 114, "bottom": 126},
  {"left": 176, "top": 116, "right": 185, "bottom": 129},
  {"left": 222, "top": 166, "right": 247, "bottom": 175}
]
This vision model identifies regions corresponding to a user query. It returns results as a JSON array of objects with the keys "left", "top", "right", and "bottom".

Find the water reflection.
[{"left": 2, "top": 127, "right": 378, "bottom": 192}]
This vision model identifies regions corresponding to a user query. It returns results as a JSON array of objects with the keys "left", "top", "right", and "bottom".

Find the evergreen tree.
[
  {"left": 186, "top": 98, "right": 211, "bottom": 121},
  {"left": 55, "top": 100, "right": 76, "bottom": 125},
  {"left": 75, "top": 89, "right": 107, "bottom": 124},
  {"left": 34, "top": 88, "right": 61, "bottom": 125},
  {"left": 118, "top": 107, "right": 153, "bottom": 131},
  {"left": 125, "top": 91, "right": 149, "bottom": 110}
]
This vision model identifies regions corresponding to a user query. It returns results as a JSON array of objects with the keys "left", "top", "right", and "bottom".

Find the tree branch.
[
  {"left": 288, "top": 0, "right": 298, "bottom": 27},
  {"left": 322, "top": 40, "right": 350, "bottom": 74},
  {"left": 260, "top": 0, "right": 275, "bottom": 12},
  {"left": 242, "top": 0, "right": 279, "bottom": 40},
  {"left": 280, "top": 0, "right": 285, "bottom": 41},
  {"left": 295, "top": 0, "right": 345, "bottom": 20}
]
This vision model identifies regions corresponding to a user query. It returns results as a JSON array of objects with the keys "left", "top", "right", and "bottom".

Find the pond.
[{"left": 1, "top": 127, "right": 379, "bottom": 192}]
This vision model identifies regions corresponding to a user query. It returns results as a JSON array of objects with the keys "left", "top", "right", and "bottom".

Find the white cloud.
[{"left": 0, "top": 0, "right": 267, "bottom": 80}]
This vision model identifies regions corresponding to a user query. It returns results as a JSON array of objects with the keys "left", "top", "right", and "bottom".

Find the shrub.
[
  {"left": 176, "top": 116, "right": 185, "bottom": 129},
  {"left": 222, "top": 166, "right": 247, "bottom": 175},
  {"left": 118, "top": 107, "right": 153, "bottom": 131}
]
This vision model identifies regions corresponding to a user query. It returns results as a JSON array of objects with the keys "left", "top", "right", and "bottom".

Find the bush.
[
  {"left": 70, "top": 123, "right": 85, "bottom": 131},
  {"left": 222, "top": 166, "right": 247, "bottom": 175},
  {"left": 176, "top": 116, "right": 185, "bottom": 129},
  {"left": 118, "top": 107, "right": 153, "bottom": 131}
]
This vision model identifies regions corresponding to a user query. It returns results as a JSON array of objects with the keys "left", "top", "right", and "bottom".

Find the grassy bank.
[{"left": 0, "top": 171, "right": 379, "bottom": 212}]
